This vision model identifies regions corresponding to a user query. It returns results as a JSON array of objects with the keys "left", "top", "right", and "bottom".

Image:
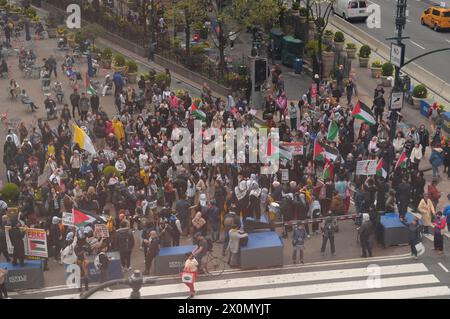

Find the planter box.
[
  {"left": 381, "top": 76, "right": 392, "bottom": 87},
  {"left": 334, "top": 41, "right": 344, "bottom": 51},
  {"left": 412, "top": 96, "right": 422, "bottom": 109},
  {"left": 371, "top": 67, "right": 382, "bottom": 78},
  {"left": 359, "top": 57, "right": 369, "bottom": 68},
  {"left": 321, "top": 51, "right": 335, "bottom": 79},
  {"left": 346, "top": 48, "right": 356, "bottom": 59},
  {"left": 47, "top": 27, "right": 57, "bottom": 38},
  {"left": 127, "top": 73, "right": 137, "bottom": 84}
]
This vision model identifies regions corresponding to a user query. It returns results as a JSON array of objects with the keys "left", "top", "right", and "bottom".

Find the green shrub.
[
  {"left": 292, "top": 1, "right": 300, "bottom": 10},
  {"left": 126, "top": 60, "right": 138, "bottom": 73},
  {"left": 101, "top": 48, "right": 113, "bottom": 60},
  {"left": 324, "top": 29, "right": 334, "bottom": 37},
  {"left": 382, "top": 62, "right": 394, "bottom": 76},
  {"left": 359, "top": 45, "right": 371, "bottom": 58},
  {"left": 1, "top": 183, "right": 20, "bottom": 204},
  {"left": 346, "top": 42, "right": 356, "bottom": 49},
  {"left": 155, "top": 72, "right": 170, "bottom": 88},
  {"left": 412, "top": 84, "right": 427, "bottom": 98},
  {"left": 299, "top": 7, "right": 308, "bottom": 16},
  {"left": 114, "top": 54, "right": 126, "bottom": 67},
  {"left": 0, "top": 0, "right": 7, "bottom": 6},
  {"left": 175, "top": 89, "right": 187, "bottom": 98},
  {"left": 371, "top": 60, "right": 382, "bottom": 68},
  {"left": 103, "top": 165, "right": 119, "bottom": 178},
  {"left": 74, "top": 30, "right": 88, "bottom": 44},
  {"left": 333, "top": 31, "right": 345, "bottom": 42},
  {"left": 306, "top": 40, "right": 319, "bottom": 57},
  {"left": 191, "top": 43, "right": 208, "bottom": 55}
]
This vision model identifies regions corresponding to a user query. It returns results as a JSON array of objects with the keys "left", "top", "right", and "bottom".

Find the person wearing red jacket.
[{"left": 433, "top": 211, "right": 446, "bottom": 255}]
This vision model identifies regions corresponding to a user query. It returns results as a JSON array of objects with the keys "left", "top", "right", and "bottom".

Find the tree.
[
  {"left": 309, "top": 0, "right": 335, "bottom": 79},
  {"left": 208, "top": 0, "right": 281, "bottom": 77},
  {"left": 164, "top": 0, "right": 207, "bottom": 56},
  {"left": 80, "top": 24, "right": 105, "bottom": 48}
]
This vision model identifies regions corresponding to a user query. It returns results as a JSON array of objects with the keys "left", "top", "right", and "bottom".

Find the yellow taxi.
[{"left": 421, "top": 6, "right": 450, "bottom": 31}]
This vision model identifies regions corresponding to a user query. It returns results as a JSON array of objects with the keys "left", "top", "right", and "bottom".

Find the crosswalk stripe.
[
  {"left": 46, "top": 263, "right": 429, "bottom": 299},
  {"left": 316, "top": 286, "right": 450, "bottom": 299},
  {"left": 169, "top": 275, "right": 440, "bottom": 299}
]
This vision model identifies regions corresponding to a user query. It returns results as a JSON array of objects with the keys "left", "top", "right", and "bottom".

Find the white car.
[{"left": 333, "top": 0, "right": 369, "bottom": 20}]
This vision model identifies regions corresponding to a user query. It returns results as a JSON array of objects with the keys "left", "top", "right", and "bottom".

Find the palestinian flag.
[
  {"left": 314, "top": 139, "right": 325, "bottom": 161},
  {"left": 72, "top": 208, "right": 103, "bottom": 228},
  {"left": 279, "top": 145, "right": 292, "bottom": 161},
  {"left": 191, "top": 104, "right": 206, "bottom": 121},
  {"left": 376, "top": 159, "right": 387, "bottom": 178},
  {"left": 29, "top": 240, "right": 47, "bottom": 252},
  {"left": 352, "top": 100, "right": 376, "bottom": 125},
  {"left": 395, "top": 151, "right": 407, "bottom": 169},
  {"left": 323, "top": 159, "right": 334, "bottom": 181},
  {"left": 323, "top": 144, "right": 339, "bottom": 162},
  {"left": 327, "top": 121, "right": 339, "bottom": 142}
]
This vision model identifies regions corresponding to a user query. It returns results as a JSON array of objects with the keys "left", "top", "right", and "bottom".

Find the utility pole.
[{"left": 387, "top": 0, "right": 408, "bottom": 141}]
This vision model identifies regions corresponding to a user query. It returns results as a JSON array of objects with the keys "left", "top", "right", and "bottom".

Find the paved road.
[
  {"left": 330, "top": 0, "right": 450, "bottom": 84},
  {"left": 10, "top": 245, "right": 450, "bottom": 299}
]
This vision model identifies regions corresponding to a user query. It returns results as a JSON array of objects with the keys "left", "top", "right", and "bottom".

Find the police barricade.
[
  {"left": 240, "top": 231, "right": 283, "bottom": 269},
  {"left": 154, "top": 245, "right": 196, "bottom": 276},
  {"left": 0, "top": 260, "right": 44, "bottom": 290}
]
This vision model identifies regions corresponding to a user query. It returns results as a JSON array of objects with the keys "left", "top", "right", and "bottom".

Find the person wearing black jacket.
[
  {"left": 9, "top": 223, "right": 25, "bottom": 266},
  {"left": 401, "top": 216, "right": 422, "bottom": 260},
  {"left": 396, "top": 178, "right": 411, "bottom": 218},
  {"left": 96, "top": 243, "right": 112, "bottom": 291},
  {"left": 143, "top": 230, "right": 160, "bottom": 275},
  {"left": 359, "top": 214, "right": 374, "bottom": 257},
  {"left": 70, "top": 89, "right": 80, "bottom": 118},
  {"left": 418, "top": 124, "right": 429, "bottom": 157},
  {"left": 0, "top": 221, "right": 10, "bottom": 262},
  {"left": 90, "top": 93, "right": 100, "bottom": 115},
  {"left": 115, "top": 221, "right": 135, "bottom": 271}
]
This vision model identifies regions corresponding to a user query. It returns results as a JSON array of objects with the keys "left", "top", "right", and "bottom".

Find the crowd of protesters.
[{"left": 0, "top": 7, "right": 449, "bottom": 298}]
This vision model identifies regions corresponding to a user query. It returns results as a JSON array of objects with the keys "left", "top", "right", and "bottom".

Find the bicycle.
[{"left": 201, "top": 250, "right": 226, "bottom": 276}]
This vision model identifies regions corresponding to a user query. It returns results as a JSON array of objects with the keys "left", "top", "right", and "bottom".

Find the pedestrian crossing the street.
[{"left": 39, "top": 262, "right": 450, "bottom": 299}]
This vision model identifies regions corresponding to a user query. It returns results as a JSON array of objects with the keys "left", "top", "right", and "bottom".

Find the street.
[{"left": 331, "top": 0, "right": 450, "bottom": 84}]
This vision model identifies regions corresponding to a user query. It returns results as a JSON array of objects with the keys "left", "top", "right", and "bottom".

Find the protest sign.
[
  {"left": 6, "top": 227, "right": 48, "bottom": 258},
  {"left": 94, "top": 224, "right": 109, "bottom": 238},
  {"left": 356, "top": 160, "right": 377, "bottom": 175},
  {"left": 62, "top": 212, "right": 74, "bottom": 227}
]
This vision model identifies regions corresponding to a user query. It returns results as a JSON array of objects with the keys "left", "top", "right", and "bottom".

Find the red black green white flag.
[
  {"left": 72, "top": 208, "right": 103, "bottom": 228},
  {"left": 376, "top": 159, "right": 387, "bottom": 178},
  {"left": 191, "top": 104, "right": 206, "bottom": 121},
  {"left": 314, "top": 140, "right": 339, "bottom": 162},
  {"left": 314, "top": 139, "right": 325, "bottom": 161},
  {"left": 395, "top": 151, "right": 407, "bottom": 169},
  {"left": 323, "top": 159, "right": 334, "bottom": 181},
  {"left": 352, "top": 100, "right": 376, "bottom": 125}
]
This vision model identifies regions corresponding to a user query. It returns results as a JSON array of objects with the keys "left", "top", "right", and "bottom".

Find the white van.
[{"left": 333, "top": 0, "right": 369, "bottom": 20}]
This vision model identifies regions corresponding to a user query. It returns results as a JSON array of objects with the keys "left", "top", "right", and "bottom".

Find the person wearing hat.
[
  {"left": 234, "top": 180, "right": 249, "bottom": 218},
  {"left": 168, "top": 212, "right": 182, "bottom": 247}
]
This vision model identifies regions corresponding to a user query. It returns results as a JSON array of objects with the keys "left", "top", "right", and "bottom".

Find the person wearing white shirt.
[
  {"left": 409, "top": 143, "right": 423, "bottom": 170},
  {"left": 138, "top": 149, "right": 148, "bottom": 169}
]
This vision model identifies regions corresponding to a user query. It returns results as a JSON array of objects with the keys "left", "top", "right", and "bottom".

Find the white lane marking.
[
  {"left": 46, "top": 264, "right": 429, "bottom": 299},
  {"left": 406, "top": 19, "right": 412, "bottom": 22},
  {"left": 410, "top": 40, "right": 426, "bottom": 50},
  {"left": 438, "top": 262, "right": 450, "bottom": 273},
  {"left": 169, "top": 275, "right": 440, "bottom": 299},
  {"left": 317, "top": 286, "right": 450, "bottom": 299},
  {"left": 446, "top": 40, "right": 450, "bottom": 44}
]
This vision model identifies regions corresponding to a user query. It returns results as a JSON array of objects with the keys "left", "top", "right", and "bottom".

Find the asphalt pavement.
[{"left": 332, "top": 0, "right": 450, "bottom": 84}]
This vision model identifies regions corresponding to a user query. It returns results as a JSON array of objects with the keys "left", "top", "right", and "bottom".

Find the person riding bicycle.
[{"left": 192, "top": 232, "right": 209, "bottom": 273}]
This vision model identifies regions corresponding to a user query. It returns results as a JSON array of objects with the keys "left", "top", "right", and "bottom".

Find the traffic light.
[{"left": 254, "top": 58, "right": 267, "bottom": 86}]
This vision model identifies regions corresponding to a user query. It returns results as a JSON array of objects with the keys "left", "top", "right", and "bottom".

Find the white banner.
[
  {"left": 356, "top": 160, "right": 377, "bottom": 175},
  {"left": 62, "top": 212, "right": 74, "bottom": 227}
]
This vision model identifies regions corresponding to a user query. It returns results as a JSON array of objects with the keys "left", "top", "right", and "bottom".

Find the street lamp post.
[{"left": 387, "top": 0, "right": 408, "bottom": 141}]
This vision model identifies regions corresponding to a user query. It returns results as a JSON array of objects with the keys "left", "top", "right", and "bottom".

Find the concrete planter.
[
  {"left": 127, "top": 72, "right": 137, "bottom": 84},
  {"left": 47, "top": 27, "right": 57, "bottom": 38},
  {"left": 346, "top": 48, "right": 357, "bottom": 59},
  {"left": 101, "top": 59, "right": 112, "bottom": 69},
  {"left": 371, "top": 67, "right": 382, "bottom": 78},
  {"left": 299, "top": 15, "right": 307, "bottom": 24},
  {"left": 381, "top": 76, "right": 392, "bottom": 87},
  {"left": 412, "top": 96, "right": 423, "bottom": 109},
  {"left": 334, "top": 41, "right": 344, "bottom": 51},
  {"left": 322, "top": 51, "right": 335, "bottom": 79},
  {"left": 359, "top": 57, "right": 369, "bottom": 68}
]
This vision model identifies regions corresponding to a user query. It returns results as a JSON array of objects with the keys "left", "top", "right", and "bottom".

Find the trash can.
[{"left": 293, "top": 58, "right": 303, "bottom": 74}]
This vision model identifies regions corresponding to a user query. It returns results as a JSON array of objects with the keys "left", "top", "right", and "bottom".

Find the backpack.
[{"left": 206, "top": 237, "right": 213, "bottom": 252}]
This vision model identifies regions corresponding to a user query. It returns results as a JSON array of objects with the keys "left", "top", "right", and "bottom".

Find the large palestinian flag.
[
  {"left": 352, "top": 100, "right": 376, "bottom": 125},
  {"left": 314, "top": 140, "right": 339, "bottom": 162},
  {"left": 323, "top": 159, "right": 334, "bottom": 181},
  {"left": 72, "top": 208, "right": 104, "bottom": 228},
  {"left": 376, "top": 159, "right": 387, "bottom": 178}
]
